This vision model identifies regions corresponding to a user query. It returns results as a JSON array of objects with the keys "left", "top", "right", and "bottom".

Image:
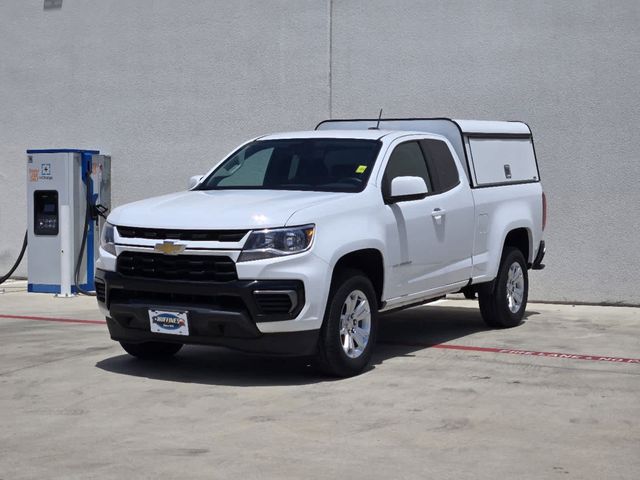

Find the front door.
[{"left": 382, "top": 138, "right": 474, "bottom": 299}]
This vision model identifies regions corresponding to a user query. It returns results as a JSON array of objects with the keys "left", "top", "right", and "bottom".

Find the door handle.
[{"left": 431, "top": 208, "right": 446, "bottom": 223}]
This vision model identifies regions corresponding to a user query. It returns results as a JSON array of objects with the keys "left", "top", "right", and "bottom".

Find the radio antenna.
[{"left": 369, "top": 108, "right": 383, "bottom": 130}]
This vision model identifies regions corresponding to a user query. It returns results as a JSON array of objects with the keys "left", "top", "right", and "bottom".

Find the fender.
[
  {"left": 471, "top": 184, "right": 541, "bottom": 283},
  {"left": 286, "top": 191, "right": 388, "bottom": 304}
]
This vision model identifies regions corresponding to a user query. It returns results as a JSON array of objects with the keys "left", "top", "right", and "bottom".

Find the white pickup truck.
[{"left": 96, "top": 117, "right": 546, "bottom": 376}]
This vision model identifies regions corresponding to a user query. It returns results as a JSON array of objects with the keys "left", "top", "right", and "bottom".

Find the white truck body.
[{"left": 96, "top": 118, "right": 545, "bottom": 375}]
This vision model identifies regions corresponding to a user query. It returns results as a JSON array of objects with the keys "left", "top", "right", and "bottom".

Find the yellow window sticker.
[{"left": 356, "top": 165, "right": 367, "bottom": 174}]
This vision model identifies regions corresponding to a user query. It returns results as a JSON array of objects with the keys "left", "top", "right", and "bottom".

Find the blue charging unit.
[{"left": 26, "top": 149, "right": 111, "bottom": 295}]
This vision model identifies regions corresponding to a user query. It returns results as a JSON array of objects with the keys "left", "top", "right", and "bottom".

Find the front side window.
[
  {"left": 197, "top": 138, "right": 382, "bottom": 193},
  {"left": 382, "top": 141, "right": 432, "bottom": 198}
]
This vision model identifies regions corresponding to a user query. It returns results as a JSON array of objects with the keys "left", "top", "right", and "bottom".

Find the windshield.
[{"left": 197, "top": 138, "right": 382, "bottom": 193}]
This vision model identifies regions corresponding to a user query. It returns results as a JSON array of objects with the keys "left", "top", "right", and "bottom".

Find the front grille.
[
  {"left": 117, "top": 226, "right": 248, "bottom": 242},
  {"left": 95, "top": 280, "right": 106, "bottom": 303},
  {"left": 253, "top": 291, "right": 295, "bottom": 314},
  {"left": 117, "top": 252, "right": 238, "bottom": 282}
]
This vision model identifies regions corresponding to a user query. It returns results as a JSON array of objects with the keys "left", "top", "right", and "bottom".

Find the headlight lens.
[
  {"left": 100, "top": 222, "right": 117, "bottom": 256},
  {"left": 238, "top": 225, "right": 315, "bottom": 262}
]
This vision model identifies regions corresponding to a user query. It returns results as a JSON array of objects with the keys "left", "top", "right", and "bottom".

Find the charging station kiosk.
[{"left": 26, "top": 149, "right": 111, "bottom": 295}]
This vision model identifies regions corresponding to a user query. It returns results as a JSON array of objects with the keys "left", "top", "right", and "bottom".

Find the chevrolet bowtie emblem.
[{"left": 154, "top": 241, "right": 186, "bottom": 255}]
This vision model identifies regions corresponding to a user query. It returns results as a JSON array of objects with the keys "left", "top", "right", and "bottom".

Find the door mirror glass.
[{"left": 388, "top": 176, "right": 428, "bottom": 203}]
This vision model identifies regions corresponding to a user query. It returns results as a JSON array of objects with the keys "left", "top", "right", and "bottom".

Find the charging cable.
[{"left": 0, "top": 230, "right": 28, "bottom": 285}]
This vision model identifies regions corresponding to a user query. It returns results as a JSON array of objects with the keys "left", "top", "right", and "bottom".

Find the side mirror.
[
  {"left": 188, "top": 175, "right": 203, "bottom": 189},
  {"left": 387, "top": 176, "right": 429, "bottom": 203}
]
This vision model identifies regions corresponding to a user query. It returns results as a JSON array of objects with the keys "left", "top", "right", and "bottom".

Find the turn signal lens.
[{"left": 100, "top": 222, "right": 117, "bottom": 256}]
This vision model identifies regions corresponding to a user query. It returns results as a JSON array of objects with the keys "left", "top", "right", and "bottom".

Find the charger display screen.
[{"left": 34, "top": 190, "right": 59, "bottom": 236}]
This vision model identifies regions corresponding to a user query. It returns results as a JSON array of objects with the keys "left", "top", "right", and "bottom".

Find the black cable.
[
  {"left": 0, "top": 230, "right": 28, "bottom": 285},
  {"left": 74, "top": 172, "right": 96, "bottom": 296},
  {"left": 2, "top": 169, "right": 103, "bottom": 292}
]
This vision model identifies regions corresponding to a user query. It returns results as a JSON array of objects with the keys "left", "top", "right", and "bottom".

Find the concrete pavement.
[{"left": 1, "top": 281, "right": 639, "bottom": 479}]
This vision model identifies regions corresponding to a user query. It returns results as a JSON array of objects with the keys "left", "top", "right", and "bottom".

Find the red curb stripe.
[
  {"left": 435, "top": 344, "right": 640, "bottom": 364},
  {"left": 382, "top": 341, "right": 640, "bottom": 364},
  {"left": 0, "top": 314, "right": 105, "bottom": 325}
]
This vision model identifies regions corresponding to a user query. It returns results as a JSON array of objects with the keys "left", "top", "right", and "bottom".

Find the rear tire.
[
  {"left": 120, "top": 341, "right": 183, "bottom": 359},
  {"left": 315, "top": 269, "right": 378, "bottom": 377},
  {"left": 478, "top": 247, "right": 528, "bottom": 328}
]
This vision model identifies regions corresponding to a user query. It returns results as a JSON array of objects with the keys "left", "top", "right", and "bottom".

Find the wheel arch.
[
  {"left": 502, "top": 227, "right": 532, "bottom": 265},
  {"left": 331, "top": 248, "right": 385, "bottom": 310},
  {"left": 479, "top": 220, "right": 533, "bottom": 281}
]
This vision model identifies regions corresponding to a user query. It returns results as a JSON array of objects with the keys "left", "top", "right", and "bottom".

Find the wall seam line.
[{"left": 328, "top": 0, "right": 333, "bottom": 119}]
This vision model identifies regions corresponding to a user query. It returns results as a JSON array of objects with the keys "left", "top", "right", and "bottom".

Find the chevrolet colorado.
[{"left": 96, "top": 118, "right": 546, "bottom": 376}]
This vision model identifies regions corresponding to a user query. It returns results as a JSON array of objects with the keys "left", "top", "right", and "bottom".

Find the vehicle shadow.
[
  {"left": 95, "top": 303, "right": 539, "bottom": 387},
  {"left": 374, "top": 305, "right": 537, "bottom": 365}
]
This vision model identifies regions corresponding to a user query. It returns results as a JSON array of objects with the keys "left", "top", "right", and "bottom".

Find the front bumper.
[{"left": 95, "top": 269, "right": 318, "bottom": 355}]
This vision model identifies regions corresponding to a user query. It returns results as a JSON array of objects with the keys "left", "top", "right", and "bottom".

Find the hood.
[{"left": 108, "top": 189, "right": 349, "bottom": 230}]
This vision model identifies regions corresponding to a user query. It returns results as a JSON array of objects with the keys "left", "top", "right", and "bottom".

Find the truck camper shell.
[{"left": 316, "top": 118, "right": 540, "bottom": 188}]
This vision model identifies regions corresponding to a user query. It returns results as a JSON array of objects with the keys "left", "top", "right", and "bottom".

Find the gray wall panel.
[
  {"left": 1, "top": 0, "right": 638, "bottom": 305},
  {"left": 331, "top": 0, "right": 640, "bottom": 304},
  {"left": 0, "top": 0, "right": 330, "bottom": 278}
]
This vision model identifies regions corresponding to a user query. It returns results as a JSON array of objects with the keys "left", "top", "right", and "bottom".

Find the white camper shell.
[{"left": 316, "top": 118, "right": 540, "bottom": 188}]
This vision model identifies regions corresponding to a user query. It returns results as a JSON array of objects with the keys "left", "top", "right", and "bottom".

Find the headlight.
[
  {"left": 238, "top": 225, "right": 315, "bottom": 262},
  {"left": 100, "top": 222, "right": 117, "bottom": 256}
]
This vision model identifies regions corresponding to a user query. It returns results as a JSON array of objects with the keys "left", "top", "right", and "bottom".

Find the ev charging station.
[{"left": 26, "top": 149, "right": 111, "bottom": 296}]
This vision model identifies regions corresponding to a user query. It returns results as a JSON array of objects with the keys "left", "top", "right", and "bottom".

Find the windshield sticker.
[{"left": 356, "top": 165, "right": 367, "bottom": 174}]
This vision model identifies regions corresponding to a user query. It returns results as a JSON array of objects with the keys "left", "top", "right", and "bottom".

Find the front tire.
[
  {"left": 315, "top": 270, "right": 378, "bottom": 377},
  {"left": 478, "top": 247, "right": 528, "bottom": 328},
  {"left": 120, "top": 341, "right": 183, "bottom": 359}
]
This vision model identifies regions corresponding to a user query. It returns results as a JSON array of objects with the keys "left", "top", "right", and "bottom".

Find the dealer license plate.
[{"left": 148, "top": 309, "right": 189, "bottom": 336}]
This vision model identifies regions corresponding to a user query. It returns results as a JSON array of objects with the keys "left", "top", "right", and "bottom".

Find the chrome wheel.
[
  {"left": 506, "top": 262, "right": 525, "bottom": 313},
  {"left": 339, "top": 289, "right": 371, "bottom": 359}
]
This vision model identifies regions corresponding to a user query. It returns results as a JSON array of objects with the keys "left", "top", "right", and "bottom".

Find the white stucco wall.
[{"left": 1, "top": 0, "right": 639, "bottom": 304}]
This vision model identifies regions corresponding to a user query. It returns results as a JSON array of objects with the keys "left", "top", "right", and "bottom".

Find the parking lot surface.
[{"left": 1, "top": 280, "right": 639, "bottom": 479}]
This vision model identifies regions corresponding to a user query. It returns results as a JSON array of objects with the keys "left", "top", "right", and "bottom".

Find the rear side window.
[
  {"left": 382, "top": 141, "right": 431, "bottom": 198},
  {"left": 420, "top": 139, "right": 460, "bottom": 193}
]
